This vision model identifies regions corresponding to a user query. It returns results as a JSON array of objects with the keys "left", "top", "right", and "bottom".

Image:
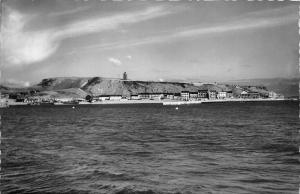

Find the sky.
[{"left": 1, "top": 0, "right": 299, "bottom": 86}]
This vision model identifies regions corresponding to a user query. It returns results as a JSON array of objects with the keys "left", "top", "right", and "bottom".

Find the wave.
[
  {"left": 260, "top": 143, "right": 298, "bottom": 154},
  {"left": 114, "top": 188, "right": 183, "bottom": 194}
]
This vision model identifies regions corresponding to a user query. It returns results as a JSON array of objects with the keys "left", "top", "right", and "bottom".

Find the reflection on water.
[{"left": 1, "top": 101, "right": 299, "bottom": 194}]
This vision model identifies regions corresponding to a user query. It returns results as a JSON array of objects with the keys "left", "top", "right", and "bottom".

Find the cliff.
[{"left": 81, "top": 77, "right": 201, "bottom": 96}]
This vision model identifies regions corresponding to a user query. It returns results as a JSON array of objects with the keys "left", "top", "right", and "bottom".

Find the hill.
[
  {"left": 81, "top": 77, "right": 201, "bottom": 96},
  {"left": 0, "top": 77, "right": 279, "bottom": 99}
]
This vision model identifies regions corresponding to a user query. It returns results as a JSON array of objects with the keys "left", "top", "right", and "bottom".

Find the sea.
[{"left": 1, "top": 101, "right": 299, "bottom": 194}]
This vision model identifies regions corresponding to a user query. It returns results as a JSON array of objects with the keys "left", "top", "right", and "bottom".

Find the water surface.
[{"left": 1, "top": 101, "right": 299, "bottom": 194}]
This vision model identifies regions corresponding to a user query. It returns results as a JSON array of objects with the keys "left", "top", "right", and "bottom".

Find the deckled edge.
[{"left": 0, "top": 0, "right": 2, "bottom": 193}]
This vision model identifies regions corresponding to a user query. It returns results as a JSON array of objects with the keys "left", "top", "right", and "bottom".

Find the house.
[
  {"left": 217, "top": 91, "right": 227, "bottom": 99},
  {"left": 138, "top": 93, "right": 150, "bottom": 99},
  {"left": 240, "top": 91, "right": 260, "bottom": 99},
  {"left": 180, "top": 91, "right": 190, "bottom": 101},
  {"left": 248, "top": 92, "right": 260, "bottom": 99},
  {"left": 55, "top": 97, "right": 74, "bottom": 102},
  {"left": 189, "top": 92, "right": 198, "bottom": 100},
  {"left": 96, "top": 95, "right": 110, "bottom": 101},
  {"left": 149, "top": 93, "right": 164, "bottom": 100},
  {"left": 165, "top": 93, "right": 175, "bottom": 100},
  {"left": 109, "top": 95, "right": 122, "bottom": 100},
  {"left": 174, "top": 93, "right": 181, "bottom": 100},
  {"left": 198, "top": 90, "right": 209, "bottom": 99},
  {"left": 130, "top": 95, "right": 140, "bottom": 100},
  {"left": 268, "top": 91, "right": 278, "bottom": 99},
  {"left": 226, "top": 91, "right": 233, "bottom": 98},
  {"left": 240, "top": 91, "right": 248, "bottom": 98},
  {"left": 208, "top": 90, "right": 217, "bottom": 100}
]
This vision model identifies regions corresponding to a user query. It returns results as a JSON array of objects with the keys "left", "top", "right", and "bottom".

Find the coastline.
[{"left": 3, "top": 98, "right": 295, "bottom": 107}]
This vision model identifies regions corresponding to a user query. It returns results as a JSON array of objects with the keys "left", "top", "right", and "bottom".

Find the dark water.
[{"left": 1, "top": 101, "right": 299, "bottom": 194}]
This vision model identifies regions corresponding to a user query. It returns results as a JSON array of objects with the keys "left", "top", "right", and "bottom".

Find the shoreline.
[{"left": 3, "top": 98, "right": 296, "bottom": 107}]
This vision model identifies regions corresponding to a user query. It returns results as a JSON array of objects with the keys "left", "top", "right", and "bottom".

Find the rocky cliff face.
[{"left": 81, "top": 77, "right": 201, "bottom": 96}]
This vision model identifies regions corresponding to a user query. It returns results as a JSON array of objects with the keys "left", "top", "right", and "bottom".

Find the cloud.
[
  {"left": 2, "top": 5, "right": 173, "bottom": 67},
  {"left": 55, "top": 6, "right": 171, "bottom": 39},
  {"left": 2, "top": 8, "right": 59, "bottom": 66},
  {"left": 108, "top": 57, "right": 122, "bottom": 66},
  {"left": 126, "top": 55, "right": 132, "bottom": 60},
  {"left": 74, "top": 5, "right": 297, "bottom": 52}
]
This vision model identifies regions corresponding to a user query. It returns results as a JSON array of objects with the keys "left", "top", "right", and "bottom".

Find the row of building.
[
  {"left": 2, "top": 88, "right": 281, "bottom": 104},
  {"left": 90, "top": 89, "right": 276, "bottom": 102}
]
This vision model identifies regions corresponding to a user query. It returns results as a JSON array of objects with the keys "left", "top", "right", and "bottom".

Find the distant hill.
[
  {"left": 223, "top": 78, "right": 299, "bottom": 98},
  {"left": 0, "top": 76, "right": 279, "bottom": 99}
]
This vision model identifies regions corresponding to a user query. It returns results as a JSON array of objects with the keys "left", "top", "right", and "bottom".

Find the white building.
[
  {"left": 97, "top": 96, "right": 110, "bottom": 101},
  {"left": 109, "top": 95, "right": 122, "bottom": 100},
  {"left": 130, "top": 95, "right": 140, "bottom": 100},
  {"left": 268, "top": 91, "right": 278, "bottom": 99},
  {"left": 150, "top": 93, "right": 164, "bottom": 100},
  {"left": 180, "top": 91, "right": 190, "bottom": 101},
  {"left": 217, "top": 91, "right": 227, "bottom": 99}
]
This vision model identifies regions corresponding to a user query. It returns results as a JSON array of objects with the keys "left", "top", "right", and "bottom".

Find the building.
[
  {"left": 217, "top": 91, "right": 227, "bottom": 99},
  {"left": 208, "top": 90, "right": 217, "bottom": 100},
  {"left": 174, "top": 93, "right": 181, "bottom": 100},
  {"left": 248, "top": 92, "right": 260, "bottom": 99},
  {"left": 268, "top": 91, "right": 278, "bottom": 99},
  {"left": 240, "top": 91, "right": 248, "bottom": 98},
  {"left": 181, "top": 91, "right": 190, "bottom": 101},
  {"left": 123, "top": 72, "right": 127, "bottom": 80},
  {"left": 226, "top": 91, "right": 233, "bottom": 99},
  {"left": 138, "top": 93, "right": 150, "bottom": 99},
  {"left": 109, "top": 95, "right": 122, "bottom": 100},
  {"left": 164, "top": 93, "right": 174, "bottom": 100},
  {"left": 240, "top": 91, "right": 260, "bottom": 99},
  {"left": 130, "top": 95, "right": 140, "bottom": 100},
  {"left": 189, "top": 92, "right": 198, "bottom": 100},
  {"left": 96, "top": 95, "right": 110, "bottom": 101},
  {"left": 55, "top": 97, "right": 74, "bottom": 102},
  {"left": 149, "top": 93, "right": 164, "bottom": 100},
  {"left": 198, "top": 90, "right": 209, "bottom": 99}
]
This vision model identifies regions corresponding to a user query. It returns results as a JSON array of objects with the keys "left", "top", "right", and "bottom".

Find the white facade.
[
  {"left": 181, "top": 92, "right": 189, "bottom": 101},
  {"left": 166, "top": 94, "right": 174, "bottom": 99},
  {"left": 130, "top": 95, "right": 140, "bottom": 100},
  {"left": 109, "top": 96, "right": 122, "bottom": 100},
  {"left": 150, "top": 94, "right": 164, "bottom": 99},
  {"left": 268, "top": 91, "right": 278, "bottom": 99},
  {"left": 56, "top": 98, "right": 74, "bottom": 102},
  {"left": 217, "top": 91, "right": 227, "bottom": 99},
  {"left": 98, "top": 96, "right": 110, "bottom": 101}
]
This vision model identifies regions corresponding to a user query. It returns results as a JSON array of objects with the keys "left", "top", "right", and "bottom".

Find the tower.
[{"left": 123, "top": 72, "right": 127, "bottom": 80}]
